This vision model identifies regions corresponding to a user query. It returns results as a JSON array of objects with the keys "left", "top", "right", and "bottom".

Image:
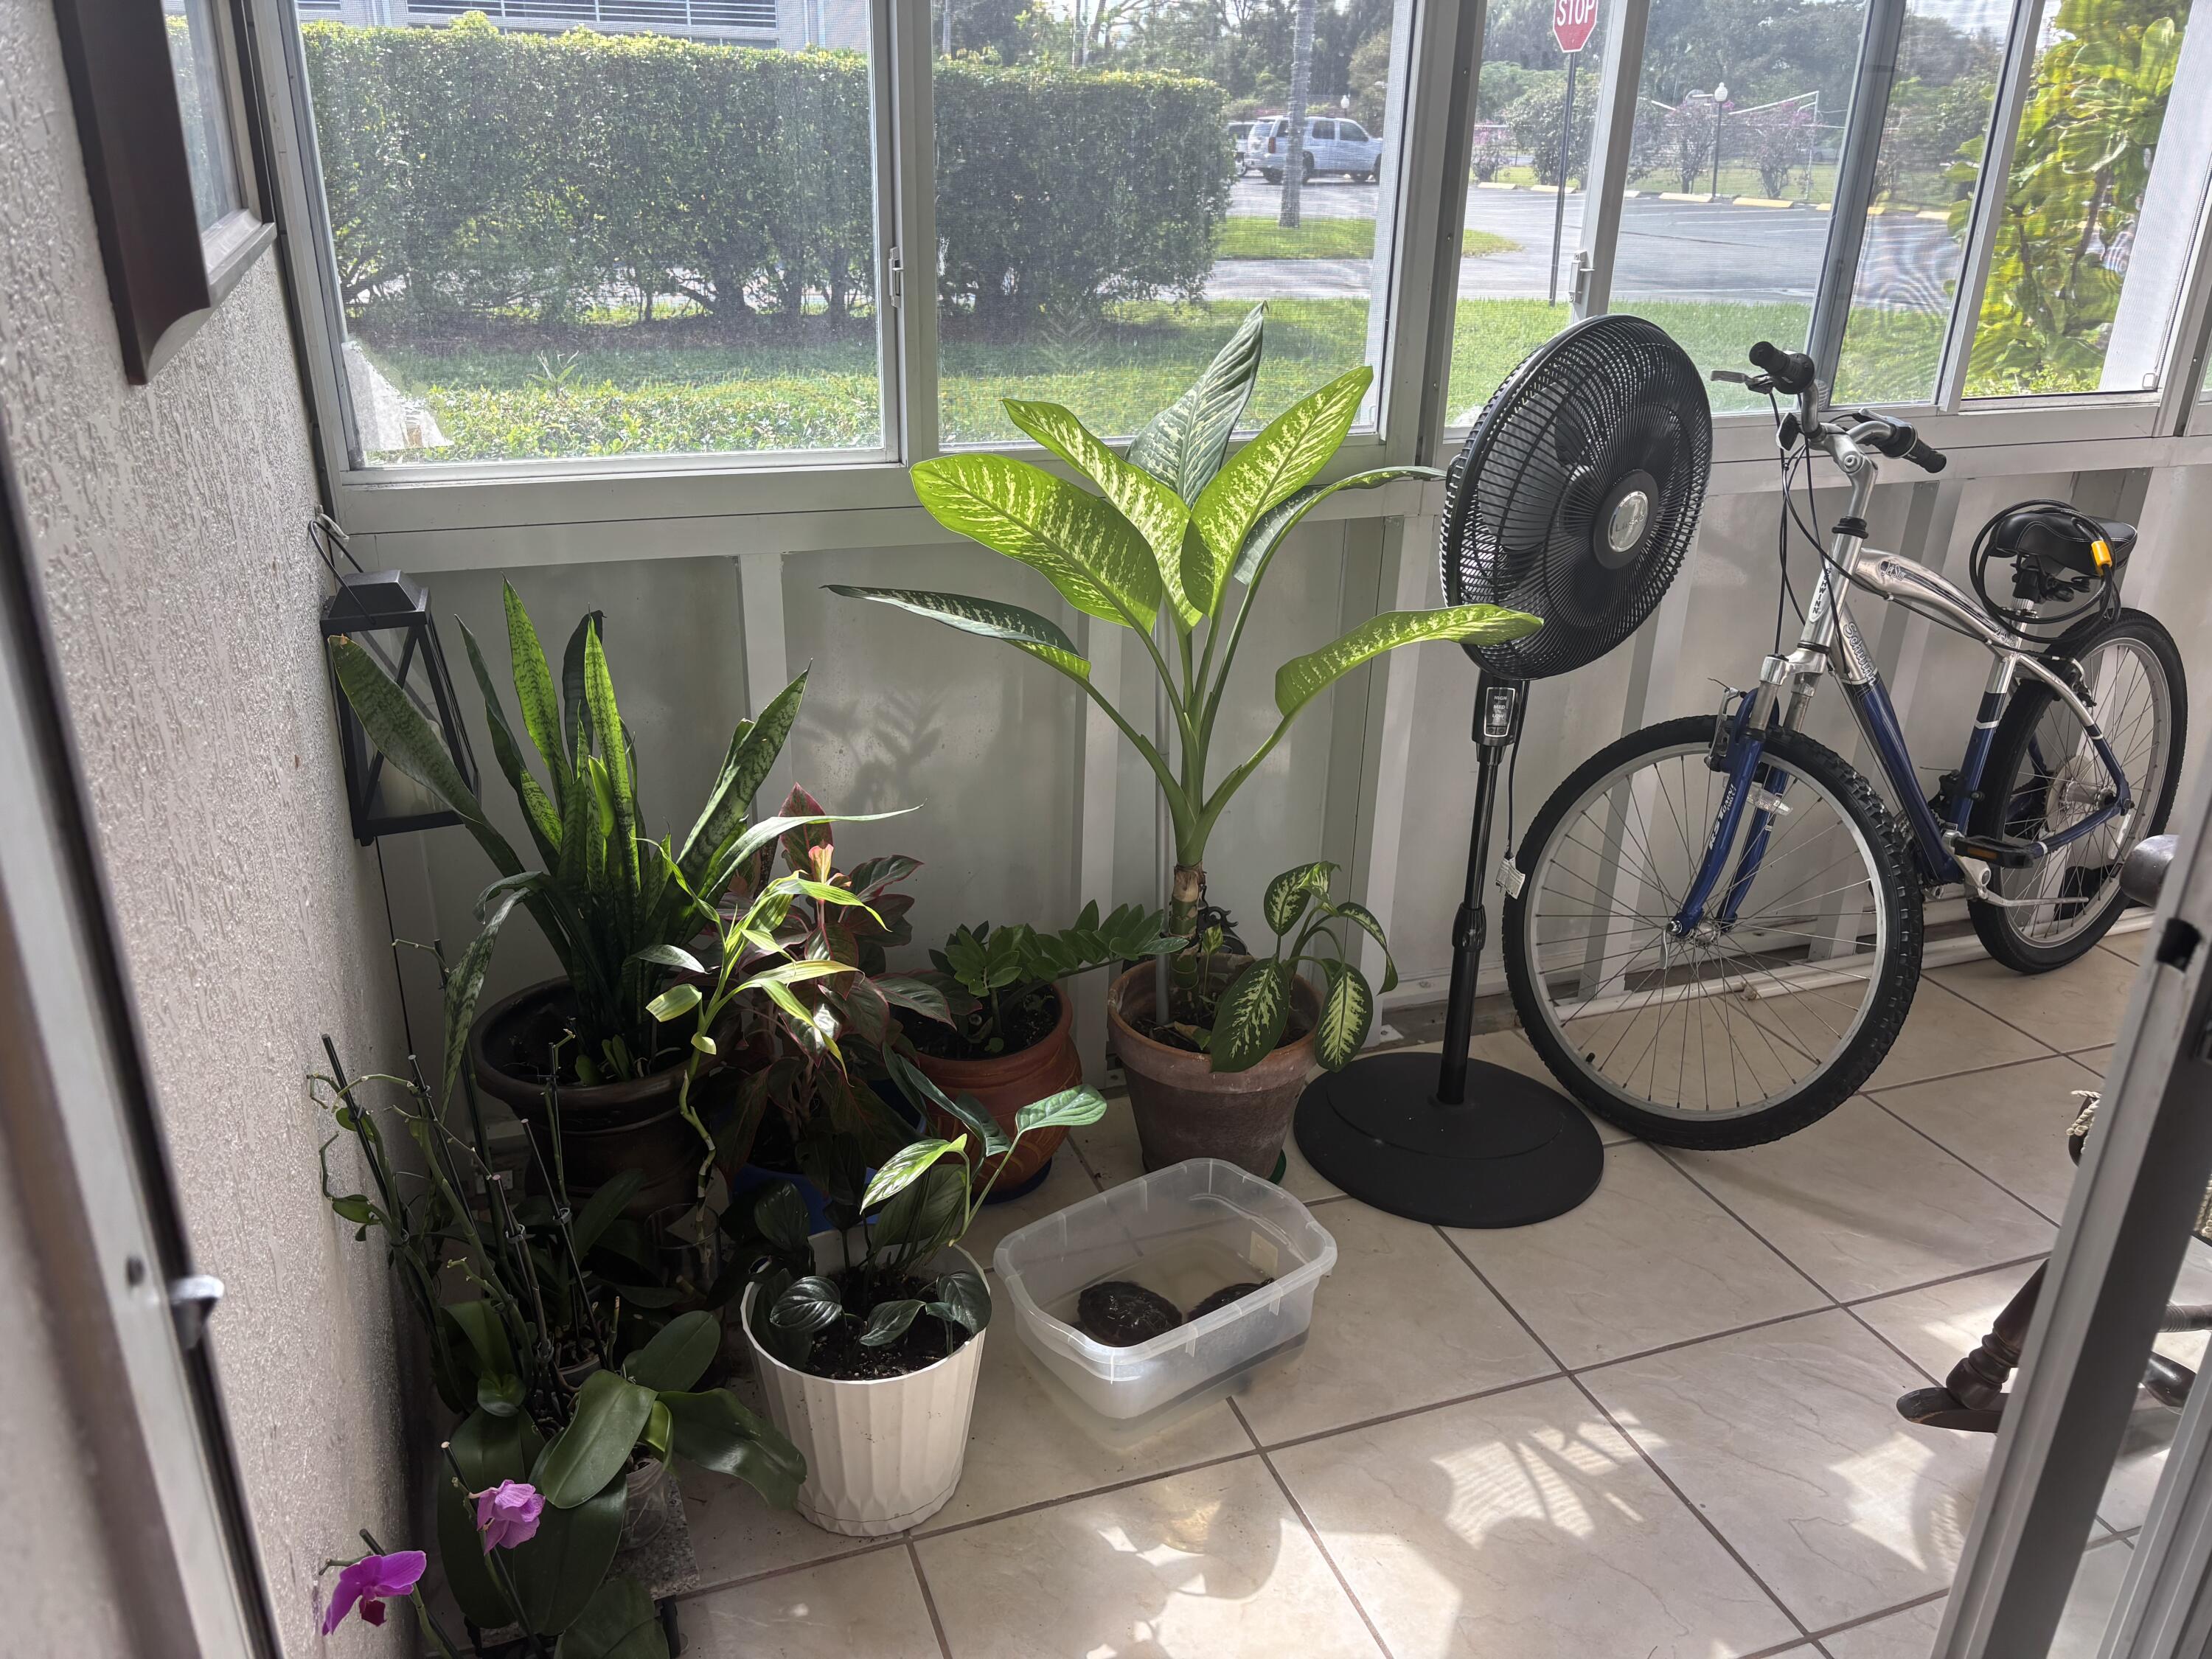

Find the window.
[
  {"left": 931, "top": 4, "right": 1407, "bottom": 447},
  {"left": 1963, "top": 0, "right": 2205, "bottom": 397},
  {"left": 1606, "top": 0, "right": 1868, "bottom": 411},
  {"left": 1831, "top": 0, "right": 2018, "bottom": 406},
  {"left": 166, "top": 0, "right": 245, "bottom": 233},
  {"left": 295, "top": 10, "right": 888, "bottom": 466},
  {"left": 1442, "top": 4, "right": 1604, "bottom": 425}
]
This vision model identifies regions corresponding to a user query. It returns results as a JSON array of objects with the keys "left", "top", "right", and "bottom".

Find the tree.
[
  {"left": 1502, "top": 77, "right": 1593, "bottom": 186},
  {"left": 1738, "top": 100, "right": 1815, "bottom": 198},
  {"left": 1964, "top": 0, "right": 2184, "bottom": 392},
  {"left": 1660, "top": 97, "right": 1716, "bottom": 193}
]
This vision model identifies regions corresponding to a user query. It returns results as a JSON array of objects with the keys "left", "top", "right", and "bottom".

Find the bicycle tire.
[
  {"left": 1504, "top": 716, "right": 1924, "bottom": 1149},
  {"left": 1969, "top": 608, "right": 2185, "bottom": 972}
]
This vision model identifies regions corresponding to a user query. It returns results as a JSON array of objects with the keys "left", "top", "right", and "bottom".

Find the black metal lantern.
[{"left": 321, "top": 564, "right": 476, "bottom": 845}]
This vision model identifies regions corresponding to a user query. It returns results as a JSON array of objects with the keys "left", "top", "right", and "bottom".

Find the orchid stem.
[
  {"left": 438, "top": 1446, "right": 553, "bottom": 1659},
  {"left": 358, "top": 1528, "right": 465, "bottom": 1659}
]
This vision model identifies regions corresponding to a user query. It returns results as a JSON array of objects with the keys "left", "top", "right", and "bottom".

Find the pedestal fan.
[{"left": 1295, "top": 315, "right": 1712, "bottom": 1227}]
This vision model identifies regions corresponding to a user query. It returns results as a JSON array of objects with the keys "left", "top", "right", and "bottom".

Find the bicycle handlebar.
[
  {"left": 1748, "top": 340, "right": 1818, "bottom": 396},
  {"left": 1867, "top": 417, "right": 1949, "bottom": 474}
]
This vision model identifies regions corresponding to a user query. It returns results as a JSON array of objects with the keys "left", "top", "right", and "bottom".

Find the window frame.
[{"left": 248, "top": 0, "right": 2212, "bottom": 543}]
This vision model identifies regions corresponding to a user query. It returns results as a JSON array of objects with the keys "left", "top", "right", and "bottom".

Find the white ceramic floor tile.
[
  {"left": 914, "top": 1455, "right": 1384, "bottom": 1659},
  {"left": 1863, "top": 979, "right": 2051, "bottom": 1088},
  {"left": 1930, "top": 950, "right": 2140, "bottom": 1055},
  {"left": 1871, "top": 1053, "right": 2104, "bottom": 1221},
  {"left": 1231, "top": 1199, "right": 1554, "bottom": 1445},
  {"left": 1667, "top": 1096, "right": 2056, "bottom": 1301},
  {"left": 1070, "top": 1093, "right": 1144, "bottom": 1189},
  {"left": 679, "top": 1543, "right": 942, "bottom": 1659},
  {"left": 916, "top": 1288, "right": 1255, "bottom": 1532},
  {"left": 1820, "top": 1537, "right": 2132, "bottom": 1659},
  {"left": 1447, "top": 1143, "right": 1823, "bottom": 1368},
  {"left": 683, "top": 1448, "right": 884, "bottom": 1587},
  {"left": 1273, "top": 1375, "right": 1802, "bottom": 1659},
  {"left": 961, "top": 1147, "right": 1102, "bottom": 1263},
  {"left": 1585, "top": 1310, "right": 1996, "bottom": 1630},
  {"left": 2100, "top": 925, "right": 2151, "bottom": 964}
]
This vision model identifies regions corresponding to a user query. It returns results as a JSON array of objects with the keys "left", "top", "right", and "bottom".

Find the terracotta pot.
[
  {"left": 911, "top": 987, "right": 1082, "bottom": 1192},
  {"left": 1106, "top": 963, "right": 1319, "bottom": 1178},
  {"left": 470, "top": 978, "right": 711, "bottom": 1218}
]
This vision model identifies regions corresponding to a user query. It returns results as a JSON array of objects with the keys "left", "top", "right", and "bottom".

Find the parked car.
[
  {"left": 1227, "top": 121, "right": 1256, "bottom": 175},
  {"left": 1245, "top": 116, "right": 1384, "bottom": 184}
]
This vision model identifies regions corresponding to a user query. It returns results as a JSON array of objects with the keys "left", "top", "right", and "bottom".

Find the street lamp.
[{"left": 1711, "top": 81, "right": 1729, "bottom": 201}]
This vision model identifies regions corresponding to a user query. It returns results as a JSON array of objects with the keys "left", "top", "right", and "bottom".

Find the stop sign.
[{"left": 1553, "top": 0, "right": 1598, "bottom": 52}]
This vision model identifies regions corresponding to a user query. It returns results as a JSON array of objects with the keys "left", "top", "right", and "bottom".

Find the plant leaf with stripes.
[
  {"left": 677, "top": 668, "right": 806, "bottom": 888},
  {"left": 1321, "top": 898, "right": 1398, "bottom": 993},
  {"left": 560, "top": 611, "right": 601, "bottom": 767},
  {"left": 1208, "top": 959, "right": 1290, "bottom": 1074},
  {"left": 1193, "top": 366, "right": 1371, "bottom": 575},
  {"left": 910, "top": 453, "right": 1160, "bottom": 630},
  {"left": 1005, "top": 400, "right": 1199, "bottom": 626},
  {"left": 503, "top": 580, "right": 568, "bottom": 802},
  {"left": 1274, "top": 605, "right": 1542, "bottom": 721},
  {"left": 582, "top": 622, "right": 640, "bottom": 907},
  {"left": 459, "top": 619, "right": 561, "bottom": 867},
  {"left": 1230, "top": 466, "right": 1444, "bottom": 587},
  {"left": 1313, "top": 961, "right": 1375, "bottom": 1070},
  {"left": 1127, "top": 303, "right": 1266, "bottom": 500},
  {"left": 827, "top": 586, "right": 1091, "bottom": 679},
  {"left": 1263, "top": 860, "right": 1337, "bottom": 934}
]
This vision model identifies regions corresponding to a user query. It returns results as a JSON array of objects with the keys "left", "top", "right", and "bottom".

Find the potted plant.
[
  {"left": 903, "top": 902, "right": 1181, "bottom": 1192},
  {"left": 318, "top": 1020, "right": 805, "bottom": 1658},
  {"left": 728, "top": 1090, "right": 1106, "bottom": 1535},
  {"left": 832, "top": 305, "right": 1540, "bottom": 1170},
  {"left": 329, "top": 585, "right": 814, "bottom": 1216}
]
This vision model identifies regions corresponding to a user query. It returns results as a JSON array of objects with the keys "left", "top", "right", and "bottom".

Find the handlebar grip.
[
  {"left": 1903, "top": 437, "right": 1947, "bottom": 473},
  {"left": 1747, "top": 340, "right": 1817, "bottom": 395},
  {"left": 1871, "top": 419, "right": 1948, "bottom": 473}
]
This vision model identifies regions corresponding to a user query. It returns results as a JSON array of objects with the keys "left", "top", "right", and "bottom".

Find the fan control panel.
[{"left": 1478, "top": 683, "right": 1519, "bottom": 746}]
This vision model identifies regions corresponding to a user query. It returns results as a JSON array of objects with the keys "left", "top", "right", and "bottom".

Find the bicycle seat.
[
  {"left": 2122, "top": 833, "right": 2177, "bottom": 906},
  {"left": 1993, "top": 508, "right": 2136, "bottom": 577}
]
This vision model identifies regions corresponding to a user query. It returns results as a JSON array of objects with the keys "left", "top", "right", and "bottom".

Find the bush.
[
  {"left": 1500, "top": 80, "right": 1593, "bottom": 187},
  {"left": 300, "top": 18, "right": 1228, "bottom": 333}
]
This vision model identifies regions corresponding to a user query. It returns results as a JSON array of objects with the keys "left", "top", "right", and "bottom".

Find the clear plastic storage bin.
[{"left": 992, "top": 1158, "right": 1338, "bottom": 1419}]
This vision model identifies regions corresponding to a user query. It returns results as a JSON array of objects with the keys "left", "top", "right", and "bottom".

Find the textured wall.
[{"left": 0, "top": 1, "right": 414, "bottom": 1651}]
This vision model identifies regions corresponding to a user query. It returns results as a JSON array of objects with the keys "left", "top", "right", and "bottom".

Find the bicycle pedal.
[{"left": 1950, "top": 832, "right": 2040, "bottom": 869}]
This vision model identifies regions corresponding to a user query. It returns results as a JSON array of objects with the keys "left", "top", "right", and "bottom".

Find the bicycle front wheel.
[
  {"left": 1969, "top": 609, "right": 2185, "bottom": 971},
  {"left": 1504, "top": 717, "right": 1924, "bottom": 1149}
]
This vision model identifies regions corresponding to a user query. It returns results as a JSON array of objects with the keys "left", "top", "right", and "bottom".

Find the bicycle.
[{"left": 1502, "top": 341, "right": 2185, "bottom": 1149}]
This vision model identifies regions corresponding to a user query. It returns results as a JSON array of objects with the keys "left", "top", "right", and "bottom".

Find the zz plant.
[
  {"left": 927, "top": 902, "right": 1182, "bottom": 1057},
  {"left": 832, "top": 304, "right": 1541, "bottom": 944}
]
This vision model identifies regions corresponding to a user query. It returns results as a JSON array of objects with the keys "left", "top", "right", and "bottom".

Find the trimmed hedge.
[{"left": 301, "top": 17, "right": 1230, "bottom": 330}]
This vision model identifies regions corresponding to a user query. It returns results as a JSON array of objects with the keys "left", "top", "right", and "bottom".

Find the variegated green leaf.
[
  {"left": 677, "top": 669, "right": 806, "bottom": 888},
  {"left": 502, "top": 581, "right": 568, "bottom": 802},
  {"left": 1005, "top": 400, "right": 1199, "bottom": 627},
  {"left": 1323, "top": 898, "right": 1398, "bottom": 993},
  {"left": 1274, "top": 605, "right": 1543, "bottom": 721},
  {"left": 1264, "top": 861, "right": 1338, "bottom": 935},
  {"left": 442, "top": 888, "right": 523, "bottom": 1105},
  {"left": 560, "top": 611, "right": 600, "bottom": 766},
  {"left": 825, "top": 587, "right": 1091, "bottom": 680},
  {"left": 1230, "top": 466, "right": 1445, "bottom": 587},
  {"left": 1012, "top": 1085, "right": 1109, "bottom": 1133},
  {"left": 910, "top": 454, "right": 1160, "bottom": 630},
  {"left": 1128, "top": 303, "right": 1267, "bottom": 500},
  {"left": 1208, "top": 959, "right": 1290, "bottom": 1074},
  {"left": 1314, "top": 961, "right": 1374, "bottom": 1071},
  {"left": 860, "top": 1135, "right": 968, "bottom": 1212},
  {"left": 459, "top": 619, "right": 561, "bottom": 867},
  {"left": 1193, "top": 366, "right": 1372, "bottom": 576},
  {"left": 582, "top": 624, "right": 639, "bottom": 903}
]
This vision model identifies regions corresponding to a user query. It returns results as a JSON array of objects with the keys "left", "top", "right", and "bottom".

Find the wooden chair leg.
[{"left": 1897, "top": 1262, "right": 2046, "bottom": 1433}]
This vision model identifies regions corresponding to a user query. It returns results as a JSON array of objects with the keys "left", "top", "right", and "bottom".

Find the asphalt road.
[{"left": 1213, "top": 176, "right": 1957, "bottom": 310}]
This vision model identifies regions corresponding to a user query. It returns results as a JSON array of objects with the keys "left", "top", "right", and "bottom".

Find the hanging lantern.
[{"left": 321, "top": 566, "right": 476, "bottom": 845}]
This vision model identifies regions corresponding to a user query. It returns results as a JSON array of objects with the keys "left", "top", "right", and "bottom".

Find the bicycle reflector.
[{"left": 1294, "top": 316, "right": 1712, "bottom": 1231}]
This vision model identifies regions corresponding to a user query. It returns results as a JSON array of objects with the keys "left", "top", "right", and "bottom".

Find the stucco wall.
[{"left": 0, "top": 4, "right": 414, "bottom": 1652}]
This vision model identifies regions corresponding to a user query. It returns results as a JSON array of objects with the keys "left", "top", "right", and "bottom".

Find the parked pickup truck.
[{"left": 1245, "top": 116, "right": 1383, "bottom": 184}]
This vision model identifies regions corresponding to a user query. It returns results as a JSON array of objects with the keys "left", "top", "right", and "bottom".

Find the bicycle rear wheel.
[
  {"left": 1504, "top": 717, "right": 1924, "bottom": 1148},
  {"left": 1969, "top": 609, "right": 2185, "bottom": 971}
]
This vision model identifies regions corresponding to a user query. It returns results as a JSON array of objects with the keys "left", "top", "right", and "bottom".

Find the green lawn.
[
  {"left": 1476, "top": 161, "right": 1960, "bottom": 214},
  {"left": 1217, "top": 216, "right": 1519, "bottom": 261},
  {"left": 358, "top": 295, "right": 1952, "bottom": 462}
]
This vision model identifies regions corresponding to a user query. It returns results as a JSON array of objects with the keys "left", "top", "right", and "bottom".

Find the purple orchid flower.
[
  {"left": 321, "top": 1549, "right": 426, "bottom": 1635},
  {"left": 473, "top": 1479, "right": 545, "bottom": 1551}
]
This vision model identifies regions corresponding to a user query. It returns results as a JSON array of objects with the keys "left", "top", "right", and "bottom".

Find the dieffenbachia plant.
[
  {"left": 1188, "top": 860, "right": 1399, "bottom": 1071},
  {"left": 830, "top": 305, "right": 1541, "bottom": 945}
]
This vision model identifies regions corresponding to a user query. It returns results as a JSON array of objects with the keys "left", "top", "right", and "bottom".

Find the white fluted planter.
[{"left": 740, "top": 1231, "right": 985, "bottom": 1537}]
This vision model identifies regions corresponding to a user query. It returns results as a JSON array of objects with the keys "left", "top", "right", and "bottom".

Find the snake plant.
[{"left": 330, "top": 582, "right": 806, "bottom": 1085}]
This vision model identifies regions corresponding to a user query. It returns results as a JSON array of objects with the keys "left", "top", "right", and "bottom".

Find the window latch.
[
  {"left": 1568, "top": 250, "right": 1593, "bottom": 308},
  {"left": 887, "top": 246, "right": 904, "bottom": 310},
  {"left": 168, "top": 1273, "right": 225, "bottom": 1350}
]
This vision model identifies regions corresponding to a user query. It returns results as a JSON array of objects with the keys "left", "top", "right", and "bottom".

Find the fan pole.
[
  {"left": 1436, "top": 672, "right": 1520, "bottom": 1104},
  {"left": 1291, "top": 673, "right": 1604, "bottom": 1228}
]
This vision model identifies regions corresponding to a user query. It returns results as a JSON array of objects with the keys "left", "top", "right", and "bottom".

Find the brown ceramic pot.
[
  {"left": 911, "top": 986, "right": 1082, "bottom": 1192},
  {"left": 1106, "top": 963, "right": 1319, "bottom": 1178},
  {"left": 469, "top": 978, "right": 712, "bottom": 1218}
]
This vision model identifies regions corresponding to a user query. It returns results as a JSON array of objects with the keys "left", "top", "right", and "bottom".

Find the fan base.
[{"left": 1293, "top": 1051, "right": 1603, "bottom": 1228}]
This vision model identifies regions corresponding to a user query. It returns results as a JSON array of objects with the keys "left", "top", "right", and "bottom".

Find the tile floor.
[{"left": 676, "top": 922, "right": 2192, "bottom": 1658}]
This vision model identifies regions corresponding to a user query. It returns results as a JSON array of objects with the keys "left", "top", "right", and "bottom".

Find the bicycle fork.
[{"left": 1672, "top": 661, "right": 1801, "bottom": 940}]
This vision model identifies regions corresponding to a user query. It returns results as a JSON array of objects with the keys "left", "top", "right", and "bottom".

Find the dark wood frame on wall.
[{"left": 47, "top": 0, "right": 218, "bottom": 383}]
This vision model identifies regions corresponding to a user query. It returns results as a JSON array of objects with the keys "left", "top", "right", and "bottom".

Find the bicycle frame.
[{"left": 1670, "top": 425, "right": 2135, "bottom": 939}]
